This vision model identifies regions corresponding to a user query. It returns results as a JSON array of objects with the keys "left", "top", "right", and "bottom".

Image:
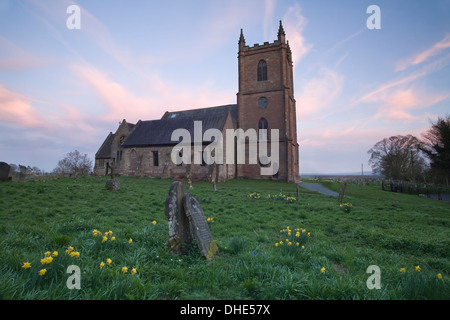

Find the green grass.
[{"left": 0, "top": 176, "right": 448, "bottom": 299}]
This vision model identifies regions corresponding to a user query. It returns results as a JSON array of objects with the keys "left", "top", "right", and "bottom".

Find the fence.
[{"left": 381, "top": 180, "right": 450, "bottom": 202}]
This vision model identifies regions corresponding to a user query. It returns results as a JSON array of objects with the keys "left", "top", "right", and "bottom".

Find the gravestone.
[
  {"left": 0, "top": 162, "right": 11, "bottom": 181},
  {"left": 183, "top": 193, "right": 218, "bottom": 261},
  {"left": 105, "top": 160, "right": 120, "bottom": 190},
  {"left": 164, "top": 181, "right": 192, "bottom": 254}
]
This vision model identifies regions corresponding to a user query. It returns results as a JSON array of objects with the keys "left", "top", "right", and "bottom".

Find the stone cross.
[
  {"left": 183, "top": 193, "right": 218, "bottom": 261},
  {"left": 164, "top": 181, "right": 192, "bottom": 254}
]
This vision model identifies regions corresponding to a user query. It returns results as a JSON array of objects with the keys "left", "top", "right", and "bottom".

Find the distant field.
[{"left": 0, "top": 176, "right": 448, "bottom": 299}]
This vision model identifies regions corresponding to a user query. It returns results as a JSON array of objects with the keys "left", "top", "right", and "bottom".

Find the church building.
[{"left": 94, "top": 21, "right": 299, "bottom": 183}]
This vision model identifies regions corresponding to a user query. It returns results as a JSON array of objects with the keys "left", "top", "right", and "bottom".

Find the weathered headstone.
[
  {"left": 183, "top": 193, "right": 218, "bottom": 261},
  {"left": 105, "top": 179, "right": 120, "bottom": 190},
  {"left": 0, "top": 162, "right": 11, "bottom": 181},
  {"left": 165, "top": 181, "right": 192, "bottom": 254},
  {"left": 105, "top": 160, "right": 120, "bottom": 190}
]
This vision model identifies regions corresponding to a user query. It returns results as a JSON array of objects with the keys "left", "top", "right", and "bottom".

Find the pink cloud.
[
  {"left": 0, "top": 84, "right": 45, "bottom": 128},
  {"left": 72, "top": 64, "right": 234, "bottom": 124},
  {"left": 283, "top": 4, "right": 312, "bottom": 66},
  {"left": 297, "top": 67, "right": 343, "bottom": 120},
  {"left": 395, "top": 33, "right": 450, "bottom": 71},
  {"left": 0, "top": 35, "right": 45, "bottom": 71}
]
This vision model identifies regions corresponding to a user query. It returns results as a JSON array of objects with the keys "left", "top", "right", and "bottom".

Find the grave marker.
[
  {"left": 183, "top": 193, "right": 218, "bottom": 261},
  {"left": 164, "top": 181, "right": 192, "bottom": 253}
]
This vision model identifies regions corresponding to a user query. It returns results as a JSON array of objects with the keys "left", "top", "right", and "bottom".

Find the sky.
[{"left": 0, "top": 0, "right": 449, "bottom": 175}]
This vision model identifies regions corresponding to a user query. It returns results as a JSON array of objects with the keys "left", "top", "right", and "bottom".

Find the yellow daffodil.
[
  {"left": 301, "top": 245, "right": 305, "bottom": 250},
  {"left": 44, "top": 251, "right": 51, "bottom": 257},
  {"left": 128, "top": 238, "right": 133, "bottom": 244},
  {"left": 131, "top": 268, "right": 137, "bottom": 275},
  {"left": 275, "top": 243, "right": 279, "bottom": 247},
  {"left": 152, "top": 220, "right": 157, "bottom": 225},
  {"left": 65, "top": 246, "right": 74, "bottom": 255},
  {"left": 111, "top": 236, "right": 116, "bottom": 241},
  {"left": 437, "top": 273, "right": 442, "bottom": 280},
  {"left": 100, "top": 261, "right": 105, "bottom": 269},
  {"left": 321, "top": 267, "right": 326, "bottom": 274},
  {"left": 415, "top": 265, "right": 421, "bottom": 272},
  {"left": 40, "top": 256, "right": 53, "bottom": 265},
  {"left": 39, "top": 269, "right": 46, "bottom": 276},
  {"left": 22, "top": 262, "right": 31, "bottom": 269},
  {"left": 102, "top": 236, "right": 108, "bottom": 243},
  {"left": 106, "top": 258, "right": 112, "bottom": 265},
  {"left": 400, "top": 268, "right": 406, "bottom": 273},
  {"left": 52, "top": 251, "right": 58, "bottom": 258},
  {"left": 122, "top": 267, "right": 128, "bottom": 274}
]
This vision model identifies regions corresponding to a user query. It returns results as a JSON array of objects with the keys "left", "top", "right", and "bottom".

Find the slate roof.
[
  {"left": 122, "top": 104, "right": 237, "bottom": 148},
  {"left": 95, "top": 132, "right": 115, "bottom": 159}
]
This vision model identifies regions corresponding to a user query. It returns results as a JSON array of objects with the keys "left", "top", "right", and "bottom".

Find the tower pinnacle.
[{"left": 277, "top": 20, "right": 286, "bottom": 43}]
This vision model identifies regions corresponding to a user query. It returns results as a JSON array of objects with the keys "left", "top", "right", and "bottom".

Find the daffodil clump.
[
  {"left": 275, "top": 226, "right": 311, "bottom": 252},
  {"left": 399, "top": 265, "right": 444, "bottom": 280},
  {"left": 20, "top": 225, "right": 153, "bottom": 283},
  {"left": 93, "top": 229, "right": 116, "bottom": 243},
  {"left": 248, "top": 192, "right": 261, "bottom": 199},
  {"left": 339, "top": 202, "right": 353, "bottom": 213},
  {"left": 268, "top": 193, "right": 297, "bottom": 203},
  {"left": 248, "top": 192, "right": 296, "bottom": 203},
  {"left": 22, "top": 250, "right": 60, "bottom": 277}
]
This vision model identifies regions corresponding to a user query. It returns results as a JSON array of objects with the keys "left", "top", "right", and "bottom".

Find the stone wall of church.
[{"left": 118, "top": 146, "right": 235, "bottom": 182}]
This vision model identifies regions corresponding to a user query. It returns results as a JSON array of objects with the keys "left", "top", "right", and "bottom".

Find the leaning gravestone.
[
  {"left": 183, "top": 193, "right": 218, "bottom": 261},
  {"left": 0, "top": 162, "right": 11, "bottom": 181},
  {"left": 164, "top": 181, "right": 192, "bottom": 254}
]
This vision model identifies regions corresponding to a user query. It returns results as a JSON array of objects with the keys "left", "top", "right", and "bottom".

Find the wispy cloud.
[
  {"left": 283, "top": 3, "right": 312, "bottom": 66},
  {"left": 297, "top": 67, "right": 343, "bottom": 120},
  {"left": 0, "top": 84, "right": 45, "bottom": 128},
  {"left": 395, "top": 33, "right": 450, "bottom": 72}
]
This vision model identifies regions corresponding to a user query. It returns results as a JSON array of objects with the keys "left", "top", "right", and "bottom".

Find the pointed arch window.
[
  {"left": 258, "top": 117, "right": 269, "bottom": 141},
  {"left": 257, "top": 60, "right": 267, "bottom": 81}
]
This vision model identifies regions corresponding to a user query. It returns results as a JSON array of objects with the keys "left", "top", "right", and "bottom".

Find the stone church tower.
[{"left": 236, "top": 21, "right": 299, "bottom": 182}]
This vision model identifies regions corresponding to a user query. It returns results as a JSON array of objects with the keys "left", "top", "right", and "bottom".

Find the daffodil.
[
  {"left": 437, "top": 273, "right": 442, "bottom": 280},
  {"left": 131, "top": 268, "right": 137, "bottom": 275},
  {"left": 22, "top": 262, "right": 31, "bottom": 269},
  {"left": 400, "top": 268, "right": 406, "bottom": 273},
  {"left": 39, "top": 269, "right": 46, "bottom": 276},
  {"left": 102, "top": 236, "right": 108, "bottom": 243},
  {"left": 415, "top": 265, "right": 421, "bottom": 272},
  {"left": 52, "top": 251, "right": 58, "bottom": 258},
  {"left": 128, "top": 238, "right": 133, "bottom": 244},
  {"left": 106, "top": 258, "right": 112, "bottom": 265},
  {"left": 111, "top": 236, "right": 116, "bottom": 241},
  {"left": 100, "top": 261, "right": 105, "bottom": 269},
  {"left": 44, "top": 251, "right": 51, "bottom": 257},
  {"left": 122, "top": 266, "right": 128, "bottom": 274},
  {"left": 321, "top": 267, "right": 326, "bottom": 274},
  {"left": 152, "top": 221, "right": 157, "bottom": 225}
]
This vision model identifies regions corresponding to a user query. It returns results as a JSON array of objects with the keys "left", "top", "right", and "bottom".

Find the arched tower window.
[
  {"left": 257, "top": 60, "right": 267, "bottom": 81},
  {"left": 258, "top": 117, "right": 268, "bottom": 140}
]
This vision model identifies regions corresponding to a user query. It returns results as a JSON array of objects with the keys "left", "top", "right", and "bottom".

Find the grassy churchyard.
[{"left": 0, "top": 176, "right": 448, "bottom": 299}]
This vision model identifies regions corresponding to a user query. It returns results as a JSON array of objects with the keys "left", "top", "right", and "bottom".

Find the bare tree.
[
  {"left": 53, "top": 150, "right": 93, "bottom": 177},
  {"left": 367, "top": 135, "right": 427, "bottom": 182}
]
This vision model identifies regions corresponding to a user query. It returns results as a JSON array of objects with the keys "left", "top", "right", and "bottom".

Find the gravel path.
[{"left": 299, "top": 182, "right": 339, "bottom": 197}]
